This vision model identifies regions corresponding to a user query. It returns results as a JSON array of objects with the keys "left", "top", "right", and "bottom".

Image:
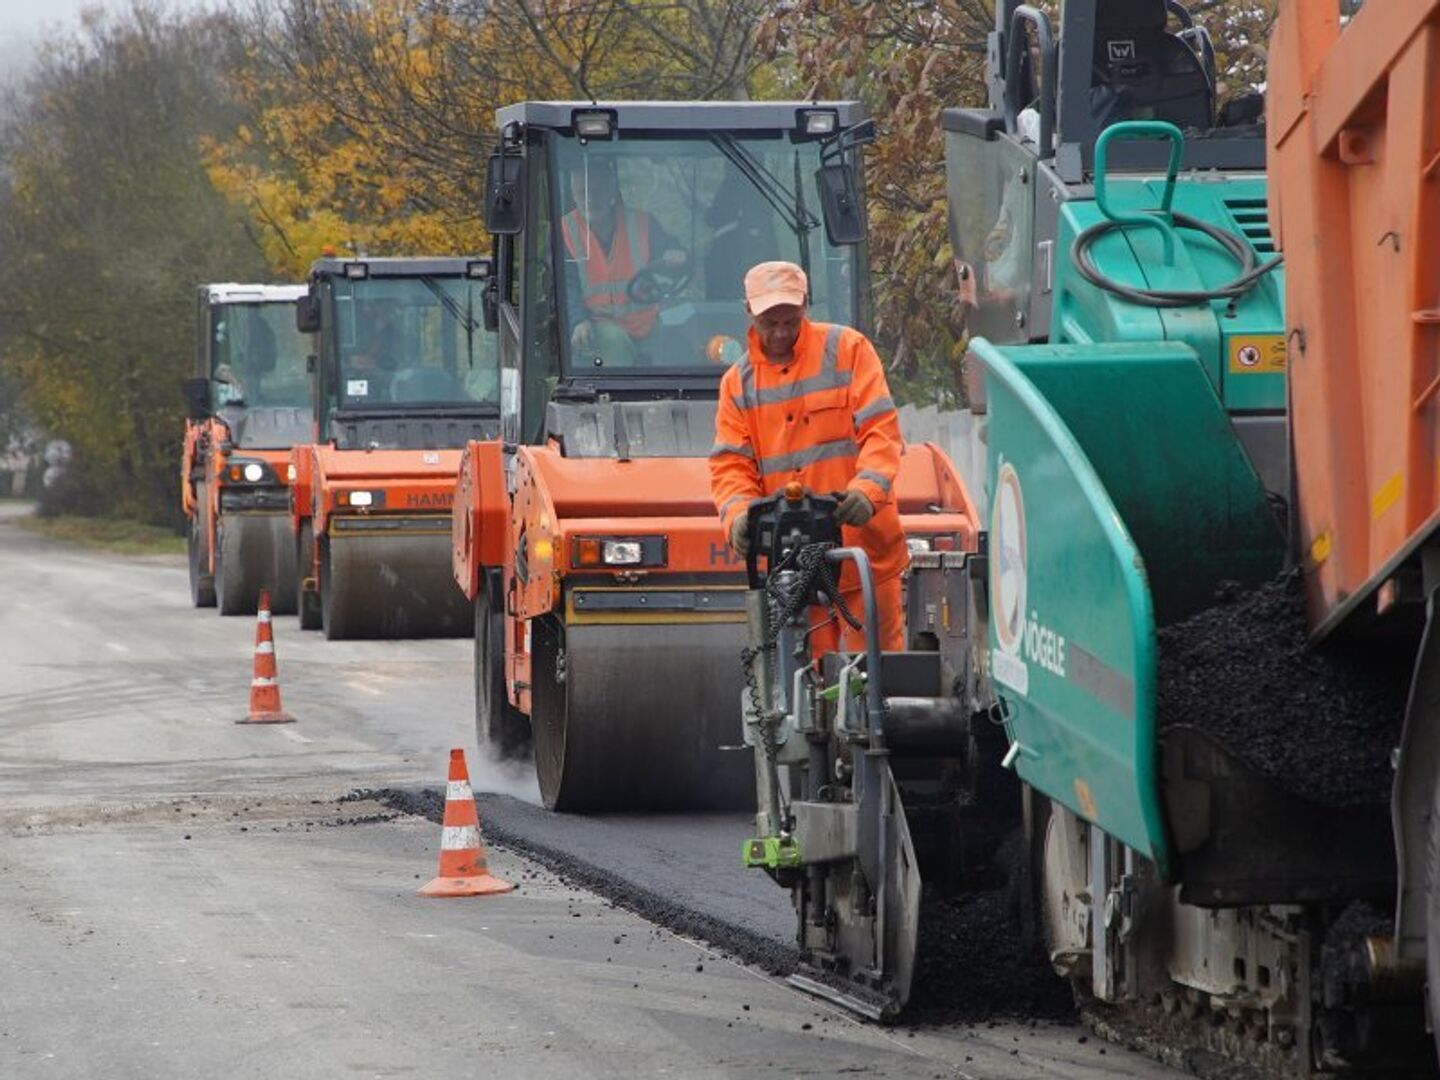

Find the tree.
[
  {"left": 208, "top": 0, "right": 770, "bottom": 276},
  {"left": 0, "top": 5, "right": 270, "bottom": 522}
]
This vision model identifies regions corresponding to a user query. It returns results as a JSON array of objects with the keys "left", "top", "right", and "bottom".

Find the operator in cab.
[
  {"left": 709, "top": 260, "right": 908, "bottom": 651},
  {"left": 562, "top": 158, "right": 688, "bottom": 366}
]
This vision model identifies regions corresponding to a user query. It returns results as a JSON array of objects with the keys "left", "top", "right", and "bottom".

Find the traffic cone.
[
  {"left": 420, "top": 749, "right": 513, "bottom": 898},
  {"left": 238, "top": 588, "right": 294, "bottom": 724}
]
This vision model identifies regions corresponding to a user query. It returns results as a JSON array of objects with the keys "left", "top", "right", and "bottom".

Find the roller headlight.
[
  {"left": 572, "top": 535, "right": 667, "bottom": 569},
  {"left": 243, "top": 462, "right": 264, "bottom": 482}
]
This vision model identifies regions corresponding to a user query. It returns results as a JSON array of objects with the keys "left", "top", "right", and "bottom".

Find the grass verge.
[{"left": 16, "top": 514, "right": 185, "bottom": 556}]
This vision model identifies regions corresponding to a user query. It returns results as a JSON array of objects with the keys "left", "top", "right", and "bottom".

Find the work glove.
[
  {"left": 729, "top": 513, "right": 751, "bottom": 556},
  {"left": 835, "top": 488, "right": 875, "bottom": 527}
]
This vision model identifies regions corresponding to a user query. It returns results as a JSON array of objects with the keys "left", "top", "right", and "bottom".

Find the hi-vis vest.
[
  {"left": 561, "top": 207, "right": 656, "bottom": 338},
  {"left": 709, "top": 319, "right": 907, "bottom": 587}
]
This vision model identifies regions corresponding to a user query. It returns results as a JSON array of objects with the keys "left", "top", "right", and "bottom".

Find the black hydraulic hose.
[{"left": 1070, "top": 211, "right": 1284, "bottom": 309}]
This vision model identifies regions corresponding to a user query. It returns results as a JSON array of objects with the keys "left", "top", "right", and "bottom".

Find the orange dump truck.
[
  {"left": 182, "top": 284, "right": 309, "bottom": 615},
  {"left": 288, "top": 256, "right": 499, "bottom": 639},
  {"left": 1271, "top": 0, "right": 1440, "bottom": 1051}
]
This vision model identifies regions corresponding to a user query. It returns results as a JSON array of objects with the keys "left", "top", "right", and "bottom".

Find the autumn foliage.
[{"left": 0, "top": 0, "right": 1278, "bottom": 523}]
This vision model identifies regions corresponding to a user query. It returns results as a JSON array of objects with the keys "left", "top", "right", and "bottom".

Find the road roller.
[
  {"left": 182, "top": 283, "right": 310, "bottom": 616},
  {"left": 737, "top": 2, "right": 1440, "bottom": 1075},
  {"left": 289, "top": 255, "right": 499, "bottom": 640},
  {"left": 450, "top": 101, "right": 972, "bottom": 811}
]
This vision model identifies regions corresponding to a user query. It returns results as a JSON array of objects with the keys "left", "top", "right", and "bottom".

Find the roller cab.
[
  {"left": 292, "top": 256, "right": 500, "bottom": 639},
  {"left": 181, "top": 283, "right": 310, "bottom": 615}
]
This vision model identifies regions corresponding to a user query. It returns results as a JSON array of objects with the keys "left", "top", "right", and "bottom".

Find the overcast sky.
[{"left": 0, "top": 0, "right": 211, "bottom": 80}]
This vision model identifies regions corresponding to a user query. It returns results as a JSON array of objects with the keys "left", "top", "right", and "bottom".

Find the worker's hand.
[
  {"left": 729, "top": 514, "right": 751, "bottom": 557},
  {"left": 835, "top": 488, "right": 875, "bottom": 527},
  {"left": 571, "top": 320, "right": 594, "bottom": 349}
]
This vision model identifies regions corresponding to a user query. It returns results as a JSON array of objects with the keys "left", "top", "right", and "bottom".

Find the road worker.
[
  {"left": 562, "top": 158, "right": 688, "bottom": 366},
  {"left": 709, "top": 260, "right": 908, "bottom": 652}
]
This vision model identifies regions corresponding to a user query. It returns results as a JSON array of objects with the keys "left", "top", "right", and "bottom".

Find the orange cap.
[{"left": 744, "top": 261, "right": 808, "bottom": 315}]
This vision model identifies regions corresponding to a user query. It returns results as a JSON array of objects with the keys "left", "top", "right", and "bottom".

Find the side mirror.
[
  {"left": 295, "top": 293, "right": 321, "bottom": 334},
  {"left": 816, "top": 163, "right": 866, "bottom": 246},
  {"left": 485, "top": 152, "right": 525, "bottom": 236},
  {"left": 481, "top": 276, "right": 500, "bottom": 332},
  {"left": 183, "top": 376, "right": 210, "bottom": 420}
]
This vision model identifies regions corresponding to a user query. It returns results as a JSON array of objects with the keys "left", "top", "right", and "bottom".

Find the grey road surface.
[{"left": 0, "top": 504, "right": 1174, "bottom": 1078}]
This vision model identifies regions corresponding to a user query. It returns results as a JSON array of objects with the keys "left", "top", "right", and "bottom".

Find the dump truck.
[
  {"left": 738, "top": 0, "right": 1440, "bottom": 1073},
  {"left": 449, "top": 100, "right": 976, "bottom": 810},
  {"left": 290, "top": 256, "right": 499, "bottom": 639},
  {"left": 182, "top": 283, "right": 310, "bottom": 615}
]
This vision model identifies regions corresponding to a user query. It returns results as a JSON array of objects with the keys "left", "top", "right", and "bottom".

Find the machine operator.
[
  {"left": 709, "top": 260, "right": 908, "bottom": 652},
  {"left": 562, "top": 158, "right": 688, "bottom": 366}
]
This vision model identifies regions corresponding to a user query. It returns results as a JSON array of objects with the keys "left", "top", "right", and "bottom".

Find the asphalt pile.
[
  {"left": 909, "top": 832, "right": 1076, "bottom": 1025},
  {"left": 1156, "top": 570, "right": 1411, "bottom": 807}
]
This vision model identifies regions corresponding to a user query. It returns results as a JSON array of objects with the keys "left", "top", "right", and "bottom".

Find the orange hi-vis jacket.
[
  {"left": 710, "top": 319, "right": 908, "bottom": 589},
  {"left": 561, "top": 206, "right": 657, "bottom": 338}
]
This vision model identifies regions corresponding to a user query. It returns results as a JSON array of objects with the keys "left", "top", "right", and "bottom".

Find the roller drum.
[
  {"left": 531, "top": 619, "right": 753, "bottom": 812},
  {"left": 216, "top": 512, "right": 296, "bottom": 616},
  {"left": 321, "top": 531, "right": 471, "bottom": 640}
]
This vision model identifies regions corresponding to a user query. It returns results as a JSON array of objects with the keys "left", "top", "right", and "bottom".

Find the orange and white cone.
[
  {"left": 420, "top": 749, "right": 513, "bottom": 898},
  {"left": 238, "top": 588, "right": 294, "bottom": 725}
]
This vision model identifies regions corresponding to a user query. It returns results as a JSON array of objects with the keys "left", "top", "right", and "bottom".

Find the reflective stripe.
[
  {"left": 853, "top": 395, "right": 895, "bottom": 427},
  {"left": 257, "top": 611, "right": 271, "bottom": 624},
  {"left": 858, "top": 469, "right": 893, "bottom": 494},
  {"left": 709, "top": 442, "right": 754, "bottom": 460},
  {"left": 254, "top": 641, "right": 274, "bottom": 656},
  {"left": 446, "top": 780, "right": 473, "bottom": 802},
  {"left": 760, "top": 438, "right": 858, "bottom": 476},
  {"left": 733, "top": 324, "right": 850, "bottom": 410},
  {"left": 718, "top": 495, "right": 745, "bottom": 519},
  {"left": 441, "top": 825, "right": 481, "bottom": 851},
  {"left": 251, "top": 677, "right": 277, "bottom": 687},
  {"left": 733, "top": 356, "right": 757, "bottom": 413},
  {"left": 753, "top": 367, "right": 851, "bottom": 406}
]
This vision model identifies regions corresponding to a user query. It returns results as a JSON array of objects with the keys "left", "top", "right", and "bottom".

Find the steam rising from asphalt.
[{"left": 466, "top": 751, "right": 542, "bottom": 805}]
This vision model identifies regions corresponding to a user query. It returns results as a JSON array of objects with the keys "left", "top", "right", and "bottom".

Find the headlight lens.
[
  {"left": 906, "top": 537, "right": 933, "bottom": 555},
  {"left": 571, "top": 535, "right": 666, "bottom": 569},
  {"left": 243, "top": 462, "right": 265, "bottom": 482},
  {"left": 348, "top": 491, "right": 374, "bottom": 508},
  {"left": 602, "top": 540, "right": 642, "bottom": 565}
]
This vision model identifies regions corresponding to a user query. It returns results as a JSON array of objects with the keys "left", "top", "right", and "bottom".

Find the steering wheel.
[{"left": 627, "top": 260, "right": 693, "bottom": 305}]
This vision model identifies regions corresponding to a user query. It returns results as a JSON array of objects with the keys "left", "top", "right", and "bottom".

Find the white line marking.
[
  {"left": 103, "top": 642, "right": 130, "bottom": 654},
  {"left": 277, "top": 728, "right": 311, "bottom": 744}
]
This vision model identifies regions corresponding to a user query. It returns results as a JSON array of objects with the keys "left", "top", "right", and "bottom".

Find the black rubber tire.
[
  {"left": 297, "top": 523, "right": 322, "bottom": 630},
  {"left": 475, "top": 579, "right": 530, "bottom": 761},
  {"left": 187, "top": 496, "right": 216, "bottom": 609},
  {"left": 530, "top": 616, "right": 571, "bottom": 808},
  {"left": 1425, "top": 777, "right": 1440, "bottom": 1065},
  {"left": 319, "top": 536, "right": 349, "bottom": 640},
  {"left": 215, "top": 517, "right": 259, "bottom": 616}
]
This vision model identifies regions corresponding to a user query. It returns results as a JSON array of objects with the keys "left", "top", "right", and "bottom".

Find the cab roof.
[
  {"left": 307, "top": 256, "right": 490, "bottom": 279},
  {"left": 496, "top": 100, "right": 867, "bottom": 135},
  {"left": 202, "top": 283, "right": 307, "bottom": 305}
]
